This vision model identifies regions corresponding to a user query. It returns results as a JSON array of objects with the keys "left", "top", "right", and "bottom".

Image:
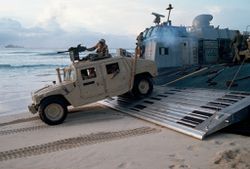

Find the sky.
[{"left": 0, "top": 0, "right": 249, "bottom": 48}]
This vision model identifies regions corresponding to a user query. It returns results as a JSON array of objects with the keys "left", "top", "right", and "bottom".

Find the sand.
[{"left": 0, "top": 103, "right": 250, "bottom": 169}]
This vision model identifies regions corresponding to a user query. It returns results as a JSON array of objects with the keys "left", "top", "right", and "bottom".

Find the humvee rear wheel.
[
  {"left": 39, "top": 98, "right": 68, "bottom": 125},
  {"left": 132, "top": 76, "right": 153, "bottom": 98}
]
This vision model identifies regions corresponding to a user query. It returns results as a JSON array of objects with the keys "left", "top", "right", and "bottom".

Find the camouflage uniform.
[
  {"left": 135, "top": 32, "right": 144, "bottom": 58},
  {"left": 232, "top": 31, "right": 243, "bottom": 62},
  {"left": 239, "top": 37, "right": 250, "bottom": 60},
  {"left": 87, "top": 39, "right": 109, "bottom": 58}
]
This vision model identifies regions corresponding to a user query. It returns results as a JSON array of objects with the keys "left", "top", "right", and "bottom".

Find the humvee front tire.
[
  {"left": 39, "top": 98, "right": 68, "bottom": 125},
  {"left": 132, "top": 75, "right": 153, "bottom": 98}
]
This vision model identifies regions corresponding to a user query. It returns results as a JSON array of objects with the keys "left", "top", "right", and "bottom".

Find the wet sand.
[{"left": 0, "top": 103, "right": 249, "bottom": 169}]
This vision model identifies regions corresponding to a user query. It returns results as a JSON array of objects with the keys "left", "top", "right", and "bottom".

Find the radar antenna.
[
  {"left": 151, "top": 12, "right": 165, "bottom": 25},
  {"left": 166, "top": 4, "right": 173, "bottom": 25}
]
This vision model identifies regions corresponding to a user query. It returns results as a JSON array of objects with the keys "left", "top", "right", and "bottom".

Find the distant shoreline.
[{"left": 4, "top": 44, "right": 24, "bottom": 48}]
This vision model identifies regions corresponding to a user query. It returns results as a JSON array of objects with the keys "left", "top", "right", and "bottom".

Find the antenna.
[
  {"left": 151, "top": 12, "right": 165, "bottom": 25},
  {"left": 166, "top": 4, "right": 173, "bottom": 25},
  {"left": 245, "top": 25, "right": 250, "bottom": 35}
]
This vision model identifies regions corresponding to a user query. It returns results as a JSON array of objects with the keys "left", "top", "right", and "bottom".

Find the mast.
[{"left": 166, "top": 4, "right": 173, "bottom": 25}]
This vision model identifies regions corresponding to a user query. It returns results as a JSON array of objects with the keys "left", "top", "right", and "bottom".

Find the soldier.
[
  {"left": 231, "top": 30, "right": 243, "bottom": 63},
  {"left": 135, "top": 43, "right": 141, "bottom": 58},
  {"left": 88, "top": 68, "right": 96, "bottom": 78},
  {"left": 238, "top": 37, "right": 250, "bottom": 60},
  {"left": 87, "top": 39, "right": 109, "bottom": 58},
  {"left": 135, "top": 32, "right": 144, "bottom": 58}
]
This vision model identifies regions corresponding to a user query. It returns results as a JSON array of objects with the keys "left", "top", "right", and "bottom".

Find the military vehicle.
[
  {"left": 28, "top": 46, "right": 157, "bottom": 125},
  {"left": 102, "top": 5, "right": 250, "bottom": 139},
  {"left": 28, "top": 4, "right": 250, "bottom": 139},
  {"left": 140, "top": 5, "right": 249, "bottom": 69}
]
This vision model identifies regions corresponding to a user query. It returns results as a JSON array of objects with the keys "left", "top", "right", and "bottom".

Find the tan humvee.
[{"left": 28, "top": 50, "right": 157, "bottom": 125}]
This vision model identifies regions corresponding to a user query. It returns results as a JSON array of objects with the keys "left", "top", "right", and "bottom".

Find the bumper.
[{"left": 28, "top": 104, "right": 38, "bottom": 114}]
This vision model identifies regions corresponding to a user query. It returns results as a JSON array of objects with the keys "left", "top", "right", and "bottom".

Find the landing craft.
[
  {"left": 140, "top": 4, "right": 247, "bottom": 68},
  {"left": 104, "top": 5, "right": 250, "bottom": 139}
]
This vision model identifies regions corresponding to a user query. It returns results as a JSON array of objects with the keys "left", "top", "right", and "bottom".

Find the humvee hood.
[
  {"left": 32, "top": 82, "right": 74, "bottom": 104},
  {"left": 34, "top": 85, "right": 52, "bottom": 95}
]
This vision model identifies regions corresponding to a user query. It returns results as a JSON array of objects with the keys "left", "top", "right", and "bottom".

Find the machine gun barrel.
[
  {"left": 57, "top": 50, "right": 69, "bottom": 54},
  {"left": 57, "top": 45, "right": 87, "bottom": 54}
]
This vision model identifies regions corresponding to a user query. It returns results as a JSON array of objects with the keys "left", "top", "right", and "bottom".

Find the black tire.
[
  {"left": 132, "top": 75, "right": 153, "bottom": 98},
  {"left": 39, "top": 98, "right": 68, "bottom": 125}
]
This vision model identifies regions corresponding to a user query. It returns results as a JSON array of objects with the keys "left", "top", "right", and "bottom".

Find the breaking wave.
[
  {"left": 9, "top": 51, "right": 67, "bottom": 56},
  {"left": 0, "top": 64, "right": 11, "bottom": 68},
  {"left": 0, "top": 64, "right": 68, "bottom": 69},
  {"left": 10, "top": 51, "right": 38, "bottom": 54}
]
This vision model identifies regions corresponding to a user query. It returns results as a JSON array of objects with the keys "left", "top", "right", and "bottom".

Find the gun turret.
[
  {"left": 57, "top": 44, "right": 87, "bottom": 62},
  {"left": 68, "top": 45, "right": 87, "bottom": 62}
]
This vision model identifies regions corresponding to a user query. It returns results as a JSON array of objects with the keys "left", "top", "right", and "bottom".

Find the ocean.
[
  {"left": 0, "top": 48, "right": 75, "bottom": 116},
  {"left": 0, "top": 48, "right": 134, "bottom": 116}
]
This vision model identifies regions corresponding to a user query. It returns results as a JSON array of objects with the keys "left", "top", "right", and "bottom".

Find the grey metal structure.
[
  {"left": 143, "top": 10, "right": 237, "bottom": 68},
  {"left": 100, "top": 86, "right": 250, "bottom": 139}
]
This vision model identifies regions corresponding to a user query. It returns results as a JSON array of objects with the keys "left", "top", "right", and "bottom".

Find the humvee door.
[
  {"left": 79, "top": 66, "right": 106, "bottom": 99},
  {"left": 101, "top": 59, "right": 130, "bottom": 96}
]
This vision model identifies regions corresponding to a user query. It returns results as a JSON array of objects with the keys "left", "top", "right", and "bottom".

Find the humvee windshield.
[{"left": 63, "top": 67, "right": 76, "bottom": 81}]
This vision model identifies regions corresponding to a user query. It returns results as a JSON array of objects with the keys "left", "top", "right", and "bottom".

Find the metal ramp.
[{"left": 100, "top": 87, "right": 250, "bottom": 139}]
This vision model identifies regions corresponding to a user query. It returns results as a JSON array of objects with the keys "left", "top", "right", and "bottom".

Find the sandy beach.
[{"left": 0, "top": 103, "right": 249, "bottom": 169}]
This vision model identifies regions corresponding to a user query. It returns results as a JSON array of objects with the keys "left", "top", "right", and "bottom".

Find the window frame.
[
  {"left": 80, "top": 67, "right": 97, "bottom": 80},
  {"left": 159, "top": 47, "right": 169, "bottom": 56},
  {"left": 105, "top": 62, "right": 120, "bottom": 75}
]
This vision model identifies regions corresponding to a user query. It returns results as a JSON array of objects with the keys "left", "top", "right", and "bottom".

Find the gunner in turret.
[{"left": 87, "top": 39, "right": 109, "bottom": 58}]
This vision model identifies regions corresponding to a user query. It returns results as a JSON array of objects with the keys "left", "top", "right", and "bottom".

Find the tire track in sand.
[
  {"left": 0, "top": 116, "right": 39, "bottom": 127},
  {"left": 0, "top": 125, "right": 50, "bottom": 136},
  {"left": 0, "top": 126, "right": 161, "bottom": 161}
]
